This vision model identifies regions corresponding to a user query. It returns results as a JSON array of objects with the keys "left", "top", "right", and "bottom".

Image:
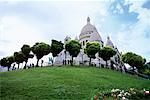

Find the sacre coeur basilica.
[{"left": 54, "top": 17, "right": 125, "bottom": 71}]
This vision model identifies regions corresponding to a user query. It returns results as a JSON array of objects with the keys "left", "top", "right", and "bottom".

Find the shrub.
[{"left": 92, "top": 88, "right": 150, "bottom": 100}]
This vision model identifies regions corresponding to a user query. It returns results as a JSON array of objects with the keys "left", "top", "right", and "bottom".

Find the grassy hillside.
[{"left": 0, "top": 66, "right": 150, "bottom": 99}]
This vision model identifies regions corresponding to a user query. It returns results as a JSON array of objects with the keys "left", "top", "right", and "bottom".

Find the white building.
[{"left": 54, "top": 17, "right": 123, "bottom": 70}]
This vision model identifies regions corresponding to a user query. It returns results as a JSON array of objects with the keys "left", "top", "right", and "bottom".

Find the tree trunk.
[
  {"left": 8, "top": 67, "right": 10, "bottom": 71},
  {"left": 89, "top": 57, "right": 91, "bottom": 66},
  {"left": 106, "top": 61, "right": 107, "bottom": 68},
  {"left": 52, "top": 57, "right": 54, "bottom": 66},
  {"left": 124, "top": 65, "right": 127, "bottom": 73},
  {"left": 23, "top": 61, "right": 27, "bottom": 69},
  {"left": 18, "top": 63, "right": 20, "bottom": 69},
  {"left": 71, "top": 56, "right": 73, "bottom": 66},
  {"left": 36, "top": 59, "right": 39, "bottom": 67},
  {"left": 110, "top": 61, "right": 114, "bottom": 70}
]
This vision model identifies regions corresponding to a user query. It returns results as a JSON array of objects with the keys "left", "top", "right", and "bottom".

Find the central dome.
[
  {"left": 80, "top": 24, "right": 97, "bottom": 36},
  {"left": 79, "top": 17, "right": 103, "bottom": 48},
  {"left": 80, "top": 17, "right": 98, "bottom": 37}
]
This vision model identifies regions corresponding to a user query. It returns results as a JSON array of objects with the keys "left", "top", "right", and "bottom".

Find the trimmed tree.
[
  {"left": 84, "top": 42, "right": 100, "bottom": 66},
  {"left": 31, "top": 42, "right": 51, "bottom": 67},
  {"left": 7, "top": 56, "right": 14, "bottom": 71},
  {"left": 50, "top": 39, "right": 64, "bottom": 66},
  {"left": 65, "top": 40, "right": 81, "bottom": 66},
  {"left": 0, "top": 58, "right": 7, "bottom": 68},
  {"left": 21, "top": 44, "right": 34, "bottom": 69},
  {"left": 122, "top": 52, "right": 146, "bottom": 73},
  {"left": 0, "top": 56, "right": 14, "bottom": 71},
  {"left": 99, "top": 46, "right": 116, "bottom": 68},
  {"left": 14, "top": 51, "right": 25, "bottom": 69}
]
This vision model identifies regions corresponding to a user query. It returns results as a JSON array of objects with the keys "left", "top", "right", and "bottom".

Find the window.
[{"left": 83, "top": 41, "right": 85, "bottom": 46}]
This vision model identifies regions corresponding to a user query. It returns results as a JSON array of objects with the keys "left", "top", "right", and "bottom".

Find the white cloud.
[
  {"left": 0, "top": 15, "right": 45, "bottom": 58},
  {"left": 115, "top": 0, "right": 150, "bottom": 61}
]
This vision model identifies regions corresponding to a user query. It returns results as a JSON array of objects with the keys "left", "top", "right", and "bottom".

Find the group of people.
[
  {"left": 62, "top": 60, "right": 73, "bottom": 65},
  {"left": 11, "top": 63, "right": 35, "bottom": 70}
]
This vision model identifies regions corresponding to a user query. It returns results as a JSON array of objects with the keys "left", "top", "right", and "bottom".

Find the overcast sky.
[{"left": 0, "top": 0, "right": 150, "bottom": 62}]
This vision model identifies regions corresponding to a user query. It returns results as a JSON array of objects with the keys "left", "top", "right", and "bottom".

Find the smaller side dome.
[
  {"left": 75, "top": 36, "right": 79, "bottom": 41},
  {"left": 106, "top": 36, "right": 114, "bottom": 48}
]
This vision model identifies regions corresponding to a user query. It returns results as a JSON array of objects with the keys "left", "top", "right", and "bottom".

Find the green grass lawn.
[{"left": 0, "top": 66, "right": 150, "bottom": 100}]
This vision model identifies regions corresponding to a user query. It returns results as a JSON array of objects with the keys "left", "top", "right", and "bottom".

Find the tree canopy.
[
  {"left": 0, "top": 58, "right": 7, "bottom": 67},
  {"left": 21, "top": 45, "right": 31, "bottom": 56},
  {"left": 31, "top": 42, "right": 51, "bottom": 67},
  {"left": 99, "top": 46, "right": 116, "bottom": 67},
  {"left": 21, "top": 44, "right": 33, "bottom": 69},
  {"left": 65, "top": 40, "right": 81, "bottom": 65},
  {"left": 50, "top": 39, "right": 64, "bottom": 65},
  {"left": 51, "top": 39, "right": 64, "bottom": 57},
  {"left": 0, "top": 57, "right": 14, "bottom": 71},
  {"left": 14, "top": 51, "right": 25, "bottom": 69},
  {"left": 7, "top": 56, "right": 14, "bottom": 71},
  {"left": 84, "top": 42, "right": 100, "bottom": 65},
  {"left": 122, "top": 52, "right": 146, "bottom": 72}
]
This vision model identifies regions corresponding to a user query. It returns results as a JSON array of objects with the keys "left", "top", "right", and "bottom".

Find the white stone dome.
[
  {"left": 80, "top": 24, "right": 97, "bottom": 36},
  {"left": 106, "top": 36, "right": 114, "bottom": 48},
  {"left": 79, "top": 17, "right": 103, "bottom": 43},
  {"left": 80, "top": 17, "right": 97, "bottom": 37},
  {"left": 90, "top": 31, "right": 102, "bottom": 42}
]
